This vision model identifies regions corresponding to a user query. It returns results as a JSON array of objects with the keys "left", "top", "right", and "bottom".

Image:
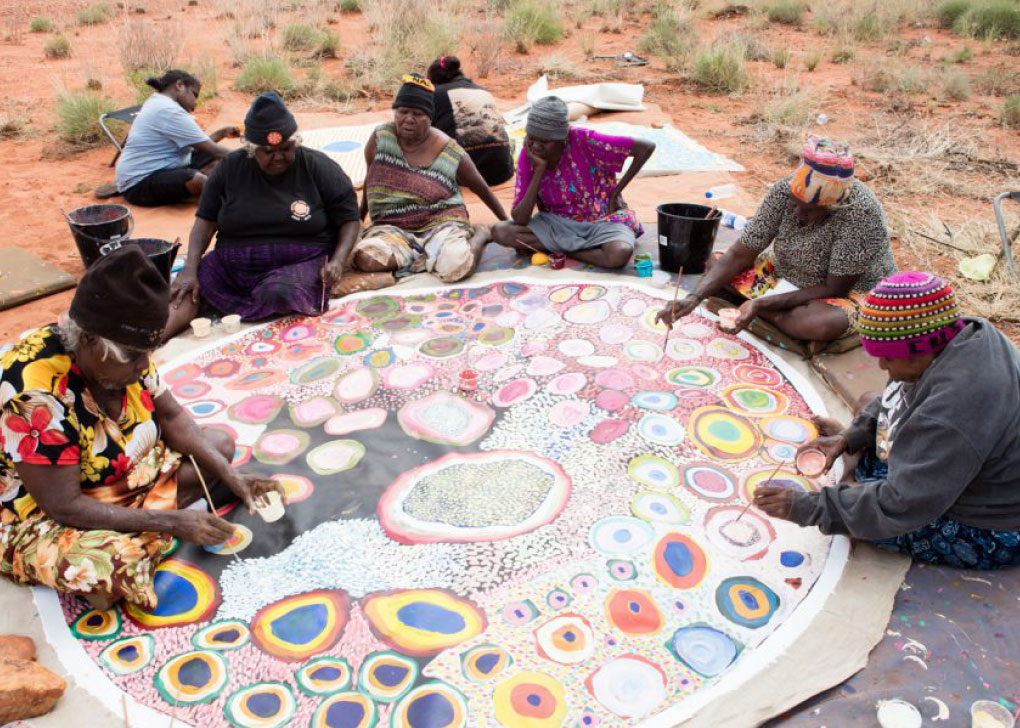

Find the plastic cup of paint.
[
  {"left": 459, "top": 369, "right": 478, "bottom": 393},
  {"left": 222, "top": 314, "right": 241, "bottom": 333},
  {"left": 718, "top": 308, "right": 740, "bottom": 331},
  {"left": 876, "top": 699, "right": 923, "bottom": 728},
  {"left": 796, "top": 448, "right": 827, "bottom": 478},
  {"left": 255, "top": 490, "right": 286, "bottom": 523},
  {"left": 550, "top": 254, "right": 567, "bottom": 270},
  {"left": 530, "top": 252, "right": 550, "bottom": 266},
  {"left": 971, "top": 701, "right": 1016, "bottom": 728},
  {"left": 190, "top": 317, "right": 212, "bottom": 338}
]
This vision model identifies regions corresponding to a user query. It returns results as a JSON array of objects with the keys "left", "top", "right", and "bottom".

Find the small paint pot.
[
  {"left": 190, "top": 317, "right": 212, "bottom": 338},
  {"left": 796, "top": 448, "right": 827, "bottom": 478},
  {"left": 459, "top": 369, "right": 478, "bottom": 393},
  {"left": 550, "top": 254, "right": 567, "bottom": 270},
  {"left": 530, "top": 252, "right": 550, "bottom": 266},
  {"left": 635, "top": 259, "right": 654, "bottom": 278},
  {"left": 971, "top": 700, "right": 1016, "bottom": 728},
  {"left": 255, "top": 490, "right": 286, "bottom": 523},
  {"left": 876, "top": 699, "right": 923, "bottom": 728},
  {"left": 221, "top": 314, "right": 241, "bottom": 333},
  {"left": 718, "top": 308, "right": 740, "bottom": 331}
]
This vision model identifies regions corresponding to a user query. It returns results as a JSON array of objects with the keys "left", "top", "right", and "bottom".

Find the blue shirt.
[{"left": 115, "top": 93, "right": 210, "bottom": 192}]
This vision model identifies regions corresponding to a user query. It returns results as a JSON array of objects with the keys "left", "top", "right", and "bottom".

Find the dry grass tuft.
[
  {"left": 44, "top": 34, "right": 72, "bottom": 59},
  {"left": 119, "top": 19, "right": 182, "bottom": 73},
  {"left": 465, "top": 18, "right": 505, "bottom": 79},
  {"left": 534, "top": 53, "right": 589, "bottom": 80}
]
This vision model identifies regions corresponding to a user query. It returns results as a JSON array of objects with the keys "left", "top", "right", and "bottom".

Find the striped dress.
[{"left": 364, "top": 123, "right": 470, "bottom": 233}]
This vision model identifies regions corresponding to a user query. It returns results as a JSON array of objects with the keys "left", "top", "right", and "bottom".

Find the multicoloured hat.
[
  {"left": 790, "top": 135, "right": 855, "bottom": 206},
  {"left": 858, "top": 272, "right": 965, "bottom": 358}
]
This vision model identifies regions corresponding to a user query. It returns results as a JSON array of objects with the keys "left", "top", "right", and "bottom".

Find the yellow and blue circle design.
[
  {"left": 361, "top": 589, "right": 487, "bottom": 657},
  {"left": 358, "top": 650, "right": 418, "bottom": 703},
  {"left": 390, "top": 681, "right": 468, "bottom": 728},
  {"left": 310, "top": 691, "right": 378, "bottom": 728},
  {"left": 192, "top": 619, "right": 251, "bottom": 651},
  {"left": 251, "top": 590, "right": 351, "bottom": 661},
  {"left": 125, "top": 559, "right": 219, "bottom": 629},
  {"left": 627, "top": 454, "right": 679, "bottom": 491},
  {"left": 296, "top": 656, "right": 353, "bottom": 696},
  {"left": 70, "top": 608, "right": 121, "bottom": 640},
  {"left": 653, "top": 533, "right": 708, "bottom": 589},
  {"left": 154, "top": 650, "right": 229, "bottom": 705},
  {"left": 224, "top": 681, "right": 296, "bottom": 728},
  {"left": 715, "top": 576, "right": 780, "bottom": 629},
  {"left": 688, "top": 406, "right": 763, "bottom": 461},
  {"left": 98, "top": 634, "right": 154, "bottom": 675},
  {"left": 461, "top": 644, "right": 513, "bottom": 682},
  {"left": 720, "top": 385, "right": 789, "bottom": 417},
  {"left": 492, "top": 671, "right": 568, "bottom": 728}
]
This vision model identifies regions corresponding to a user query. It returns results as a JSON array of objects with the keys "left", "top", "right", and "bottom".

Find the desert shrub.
[
  {"left": 639, "top": 4, "right": 695, "bottom": 70},
  {"left": 44, "top": 34, "right": 72, "bottom": 58},
  {"left": 118, "top": 19, "right": 182, "bottom": 73},
  {"left": 0, "top": 102, "right": 29, "bottom": 138},
  {"left": 831, "top": 41, "right": 855, "bottom": 63},
  {"left": 340, "top": 0, "right": 363, "bottom": 11},
  {"left": 955, "top": 0, "right": 1020, "bottom": 38},
  {"left": 853, "top": 12, "right": 885, "bottom": 40},
  {"left": 766, "top": 0, "right": 803, "bottom": 25},
  {"left": 29, "top": 16, "right": 54, "bottom": 32},
  {"left": 76, "top": 4, "right": 109, "bottom": 25},
  {"left": 976, "top": 66, "right": 1020, "bottom": 94},
  {"left": 357, "top": 0, "right": 458, "bottom": 87},
  {"left": 692, "top": 41, "right": 749, "bottom": 93},
  {"left": 937, "top": 0, "right": 972, "bottom": 27},
  {"left": 734, "top": 32, "right": 770, "bottom": 61},
  {"left": 772, "top": 46, "right": 790, "bottom": 68},
  {"left": 281, "top": 23, "right": 319, "bottom": 51},
  {"left": 535, "top": 53, "right": 587, "bottom": 80},
  {"left": 235, "top": 54, "right": 296, "bottom": 95},
  {"left": 750, "top": 87, "right": 815, "bottom": 127},
  {"left": 897, "top": 65, "right": 931, "bottom": 93},
  {"left": 504, "top": 0, "right": 563, "bottom": 52},
  {"left": 318, "top": 28, "right": 340, "bottom": 57},
  {"left": 804, "top": 48, "right": 822, "bottom": 70},
  {"left": 56, "top": 91, "right": 114, "bottom": 145},
  {"left": 1002, "top": 95, "right": 1020, "bottom": 127},
  {"left": 465, "top": 18, "right": 504, "bottom": 78},
  {"left": 941, "top": 67, "right": 972, "bottom": 99},
  {"left": 950, "top": 45, "right": 974, "bottom": 62}
]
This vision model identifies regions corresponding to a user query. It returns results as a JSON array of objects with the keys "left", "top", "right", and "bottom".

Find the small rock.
[
  {"left": 0, "top": 635, "right": 36, "bottom": 662},
  {"left": 0, "top": 656, "right": 66, "bottom": 722}
]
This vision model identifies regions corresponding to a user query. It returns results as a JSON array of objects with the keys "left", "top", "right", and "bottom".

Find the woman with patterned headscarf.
[{"left": 657, "top": 135, "right": 896, "bottom": 352}]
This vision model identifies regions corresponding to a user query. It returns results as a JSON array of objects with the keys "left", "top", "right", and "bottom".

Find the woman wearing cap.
[
  {"left": 351, "top": 75, "right": 508, "bottom": 285},
  {"left": 656, "top": 136, "right": 896, "bottom": 348},
  {"left": 0, "top": 247, "right": 282, "bottom": 608},
  {"left": 114, "top": 69, "right": 240, "bottom": 207},
  {"left": 755, "top": 272, "right": 1020, "bottom": 569},
  {"left": 427, "top": 56, "right": 515, "bottom": 186},
  {"left": 165, "top": 91, "right": 362, "bottom": 339}
]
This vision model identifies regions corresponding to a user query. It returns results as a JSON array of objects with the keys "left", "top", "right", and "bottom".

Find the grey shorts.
[{"left": 528, "top": 212, "right": 636, "bottom": 254}]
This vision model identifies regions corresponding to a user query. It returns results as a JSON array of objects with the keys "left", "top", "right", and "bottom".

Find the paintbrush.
[
  {"left": 122, "top": 693, "right": 130, "bottom": 728},
  {"left": 188, "top": 455, "right": 243, "bottom": 565},
  {"left": 735, "top": 458, "right": 786, "bottom": 522},
  {"left": 661, "top": 265, "right": 685, "bottom": 353},
  {"left": 320, "top": 260, "right": 328, "bottom": 313},
  {"left": 167, "top": 685, "right": 180, "bottom": 728}
]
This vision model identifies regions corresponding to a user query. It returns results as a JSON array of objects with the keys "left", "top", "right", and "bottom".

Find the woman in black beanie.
[{"left": 0, "top": 246, "right": 281, "bottom": 609}]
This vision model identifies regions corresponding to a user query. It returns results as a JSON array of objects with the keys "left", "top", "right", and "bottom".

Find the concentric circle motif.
[
  {"left": 681, "top": 462, "right": 737, "bottom": 502},
  {"left": 623, "top": 339, "right": 663, "bottom": 362},
  {"left": 477, "top": 325, "right": 515, "bottom": 346},
  {"left": 606, "top": 589, "right": 664, "bottom": 635},
  {"left": 362, "top": 589, "right": 487, "bottom": 656},
  {"left": 70, "top": 608, "right": 121, "bottom": 640},
  {"left": 652, "top": 533, "right": 708, "bottom": 589},
  {"left": 530, "top": 615, "right": 594, "bottom": 670},
  {"left": 664, "top": 338, "right": 703, "bottom": 361},
  {"left": 384, "top": 362, "right": 434, "bottom": 390},
  {"left": 492, "top": 378, "right": 538, "bottom": 408},
  {"left": 244, "top": 339, "right": 281, "bottom": 356},
  {"left": 390, "top": 681, "right": 468, "bottom": 728},
  {"left": 334, "top": 331, "right": 373, "bottom": 356},
  {"left": 98, "top": 634, "right": 154, "bottom": 675},
  {"left": 226, "top": 368, "right": 287, "bottom": 391},
  {"left": 585, "top": 655, "right": 668, "bottom": 720},
  {"left": 281, "top": 322, "right": 320, "bottom": 342},
  {"left": 563, "top": 300, "right": 611, "bottom": 325},
  {"left": 397, "top": 392, "right": 495, "bottom": 446},
  {"left": 192, "top": 619, "right": 251, "bottom": 651},
  {"left": 558, "top": 338, "right": 596, "bottom": 357},
  {"left": 419, "top": 336, "right": 464, "bottom": 359},
  {"left": 296, "top": 657, "right": 353, "bottom": 696},
  {"left": 762, "top": 439, "right": 799, "bottom": 465},
  {"left": 326, "top": 408, "right": 388, "bottom": 437},
  {"left": 591, "top": 418, "right": 629, "bottom": 444},
  {"left": 228, "top": 394, "right": 285, "bottom": 425},
  {"left": 607, "top": 559, "right": 638, "bottom": 581},
  {"left": 720, "top": 385, "right": 789, "bottom": 417},
  {"left": 253, "top": 429, "right": 311, "bottom": 466},
  {"left": 166, "top": 363, "right": 200, "bottom": 383},
  {"left": 306, "top": 440, "right": 366, "bottom": 475},
  {"left": 493, "top": 671, "right": 567, "bottom": 728},
  {"left": 549, "top": 286, "right": 578, "bottom": 303},
  {"left": 364, "top": 348, "right": 396, "bottom": 368},
  {"left": 546, "top": 588, "right": 572, "bottom": 611},
  {"left": 358, "top": 650, "right": 418, "bottom": 702},
  {"left": 356, "top": 295, "right": 401, "bottom": 319},
  {"left": 333, "top": 367, "right": 380, "bottom": 404},
  {"left": 631, "top": 390, "right": 679, "bottom": 411},
  {"left": 688, "top": 406, "right": 762, "bottom": 461},
  {"left": 204, "top": 358, "right": 242, "bottom": 378},
  {"left": 665, "top": 366, "right": 720, "bottom": 388},
  {"left": 223, "top": 681, "right": 296, "bottom": 728},
  {"left": 272, "top": 473, "right": 315, "bottom": 504},
  {"left": 631, "top": 491, "right": 690, "bottom": 524},
  {"left": 636, "top": 413, "right": 685, "bottom": 446},
  {"left": 589, "top": 516, "right": 655, "bottom": 555},
  {"left": 716, "top": 576, "right": 780, "bottom": 629},
  {"left": 704, "top": 505, "right": 777, "bottom": 561},
  {"left": 290, "top": 357, "right": 342, "bottom": 385},
  {"left": 627, "top": 454, "right": 679, "bottom": 490},
  {"left": 203, "top": 524, "right": 253, "bottom": 556},
  {"left": 705, "top": 337, "right": 750, "bottom": 360},
  {"left": 547, "top": 372, "right": 587, "bottom": 395},
  {"left": 185, "top": 399, "right": 226, "bottom": 419},
  {"left": 310, "top": 692, "right": 378, "bottom": 728},
  {"left": 281, "top": 341, "right": 326, "bottom": 363},
  {"left": 461, "top": 644, "right": 513, "bottom": 682},
  {"left": 733, "top": 364, "right": 782, "bottom": 387},
  {"left": 501, "top": 599, "right": 540, "bottom": 626},
  {"left": 759, "top": 415, "right": 818, "bottom": 444},
  {"left": 667, "top": 625, "right": 739, "bottom": 677},
  {"left": 742, "top": 467, "right": 815, "bottom": 501},
  {"left": 377, "top": 313, "right": 423, "bottom": 332},
  {"left": 594, "top": 368, "right": 634, "bottom": 390},
  {"left": 154, "top": 650, "right": 228, "bottom": 705},
  {"left": 171, "top": 380, "right": 210, "bottom": 399},
  {"left": 250, "top": 590, "right": 351, "bottom": 661},
  {"left": 578, "top": 285, "right": 607, "bottom": 301},
  {"left": 125, "top": 560, "right": 219, "bottom": 629},
  {"left": 570, "top": 573, "right": 598, "bottom": 596}
]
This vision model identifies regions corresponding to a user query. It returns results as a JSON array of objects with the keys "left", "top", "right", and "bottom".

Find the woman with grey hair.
[
  {"left": 0, "top": 247, "right": 281, "bottom": 609},
  {"left": 165, "top": 91, "right": 362, "bottom": 339},
  {"left": 491, "top": 95, "right": 655, "bottom": 269}
]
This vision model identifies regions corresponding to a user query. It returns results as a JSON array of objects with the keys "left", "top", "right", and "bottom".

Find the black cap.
[
  {"left": 244, "top": 91, "right": 298, "bottom": 147},
  {"left": 392, "top": 74, "right": 435, "bottom": 116}
]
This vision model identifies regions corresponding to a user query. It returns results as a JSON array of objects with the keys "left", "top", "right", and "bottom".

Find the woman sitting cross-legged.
[
  {"left": 656, "top": 136, "right": 896, "bottom": 351},
  {"left": 351, "top": 75, "right": 508, "bottom": 285},
  {"left": 0, "top": 247, "right": 281, "bottom": 609},
  {"left": 490, "top": 95, "right": 655, "bottom": 269},
  {"left": 165, "top": 92, "right": 361, "bottom": 340}
]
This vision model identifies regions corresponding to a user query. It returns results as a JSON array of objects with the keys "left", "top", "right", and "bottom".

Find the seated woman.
[
  {"left": 427, "top": 55, "right": 515, "bottom": 186},
  {"left": 490, "top": 95, "right": 655, "bottom": 270},
  {"left": 165, "top": 91, "right": 361, "bottom": 340},
  {"left": 0, "top": 247, "right": 280, "bottom": 609},
  {"left": 114, "top": 69, "right": 239, "bottom": 207},
  {"left": 352, "top": 75, "right": 508, "bottom": 285},
  {"left": 656, "top": 136, "right": 896, "bottom": 348},
  {"left": 756, "top": 273, "right": 1020, "bottom": 570}
]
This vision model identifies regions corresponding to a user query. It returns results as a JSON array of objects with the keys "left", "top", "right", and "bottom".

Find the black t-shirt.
[
  {"left": 433, "top": 77, "right": 514, "bottom": 187},
  {"left": 197, "top": 147, "right": 359, "bottom": 248}
]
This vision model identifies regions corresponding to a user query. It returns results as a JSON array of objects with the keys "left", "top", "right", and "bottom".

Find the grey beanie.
[{"left": 526, "top": 96, "right": 570, "bottom": 141}]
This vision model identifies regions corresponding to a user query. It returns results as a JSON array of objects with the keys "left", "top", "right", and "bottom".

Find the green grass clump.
[
  {"left": 804, "top": 48, "right": 822, "bottom": 71},
  {"left": 955, "top": 0, "right": 1020, "bottom": 38},
  {"left": 937, "top": 0, "right": 972, "bottom": 27},
  {"left": 29, "top": 16, "right": 54, "bottom": 32},
  {"left": 772, "top": 46, "right": 790, "bottom": 68},
  {"left": 339, "top": 0, "right": 363, "bottom": 10},
  {"left": 766, "top": 1, "right": 804, "bottom": 25},
  {"left": 639, "top": 5, "right": 695, "bottom": 70},
  {"left": 76, "top": 4, "right": 110, "bottom": 25},
  {"left": 44, "top": 34, "right": 72, "bottom": 58},
  {"left": 692, "top": 42, "right": 749, "bottom": 94},
  {"left": 235, "top": 54, "right": 296, "bottom": 95},
  {"left": 56, "top": 91, "right": 114, "bottom": 145},
  {"left": 1001, "top": 95, "right": 1020, "bottom": 127},
  {"left": 950, "top": 45, "right": 974, "bottom": 62},
  {"left": 831, "top": 42, "right": 856, "bottom": 63},
  {"left": 318, "top": 28, "right": 340, "bottom": 58},
  {"left": 941, "top": 68, "right": 972, "bottom": 99},
  {"left": 281, "top": 23, "right": 320, "bottom": 52},
  {"left": 504, "top": 0, "right": 563, "bottom": 52},
  {"left": 976, "top": 66, "right": 1019, "bottom": 95}
]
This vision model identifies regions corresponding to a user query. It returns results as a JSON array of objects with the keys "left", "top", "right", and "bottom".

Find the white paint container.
[
  {"left": 222, "top": 314, "right": 241, "bottom": 333},
  {"left": 190, "top": 317, "right": 212, "bottom": 338},
  {"left": 255, "top": 490, "right": 285, "bottom": 523},
  {"left": 971, "top": 700, "right": 1016, "bottom": 728},
  {"left": 877, "top": 699, "right": 923, "bottom": 728},
  {"left": 718, "top": 308, "right": 740, "bottom": 331}
]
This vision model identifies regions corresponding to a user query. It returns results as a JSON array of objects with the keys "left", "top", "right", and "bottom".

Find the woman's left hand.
[
  {"left": 753, "top": 485, "right": 796, "bottom": 521},
  {"left": 608, "top": 190, "right": 624, "bottom": 213},
  {"left": 228, "top": 473, "right": 285, "bottom": 515},
  {"left": 323, "top": 259, "right": 344, "bottom": 294},
  {"left": 728, "top": 299, "right": 758, "bottom": 333}
]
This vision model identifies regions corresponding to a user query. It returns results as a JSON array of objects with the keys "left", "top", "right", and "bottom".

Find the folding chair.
[
  {"left": 995, "top": 191, "right": 1020, "bottom": 279},
  {"left": 98, "top": 105, "right": 142, "bottom": 167}
]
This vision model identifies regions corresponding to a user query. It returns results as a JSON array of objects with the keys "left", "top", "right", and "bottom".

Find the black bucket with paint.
[
  {"left": 98, "top": 238, "right": 181, "bottom": 282},
  {"left": 65, "top": 204, "right": 134, "bottom": 268},
  {"left": 656, "top": 203, "right": 721, "bottom": 274}
]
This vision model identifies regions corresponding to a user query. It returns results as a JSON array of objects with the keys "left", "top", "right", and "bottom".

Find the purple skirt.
[{"left": 198, "top": 243, "right": 329, "bottom": 321}]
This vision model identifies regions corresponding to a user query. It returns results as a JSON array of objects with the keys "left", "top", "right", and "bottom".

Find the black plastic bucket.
[
  {"left": 104, "top": 238, "right": 181, "bottom": 282},
  {"left": 656, "top": 203, "right": 721, "bottom": 274},
  {"left": 65, "top": 204, "right": 134, "bottom": 268}
]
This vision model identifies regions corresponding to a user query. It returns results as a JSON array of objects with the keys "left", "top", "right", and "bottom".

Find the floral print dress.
[{"left": 0, "top": 326, "right": 179, "bottom": 607}]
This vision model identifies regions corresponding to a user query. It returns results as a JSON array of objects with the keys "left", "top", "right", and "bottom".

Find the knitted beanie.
[
  {"left": 244, "top": 91, "right": 298, "bottom": 147},
  {"left": 392, "top": 74, "right": 435, "bottom": 115},
  {"left": 526, "top": 96, "right": 570, "bottom": 141},
  {"left": 858, "top": 272, "right": 965, "bottom": 358}
]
